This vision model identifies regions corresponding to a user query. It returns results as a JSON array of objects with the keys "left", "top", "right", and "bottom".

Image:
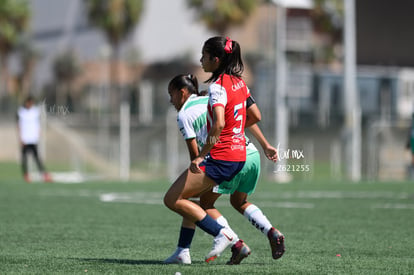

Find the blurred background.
[{"left": 1, "top": 0, "right": 414, "bottom": 183}]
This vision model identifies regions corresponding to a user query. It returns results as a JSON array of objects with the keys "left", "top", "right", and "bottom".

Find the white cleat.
[
  {"left": 205, "top": 227, "right": 238, "bottom": 263},
  {"left": 164, "top": 248, "right": 191, "bottom": 264}
]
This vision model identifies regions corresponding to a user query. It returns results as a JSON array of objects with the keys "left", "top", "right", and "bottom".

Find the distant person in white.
[{"left": 17, "top": 96, "right": 51, "bottom": 183}]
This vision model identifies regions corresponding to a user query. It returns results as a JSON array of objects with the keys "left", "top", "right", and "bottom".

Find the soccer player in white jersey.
[
  {"left": 17, "top": 96, "right": 52, "bottom": 182},
  {"left": 165, "top": 73, "right": 285, "bottom": 265}
]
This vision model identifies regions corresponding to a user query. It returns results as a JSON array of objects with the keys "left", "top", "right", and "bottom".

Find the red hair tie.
[{"left": 224, "top": 37, "right": 233, "bottom": 53}]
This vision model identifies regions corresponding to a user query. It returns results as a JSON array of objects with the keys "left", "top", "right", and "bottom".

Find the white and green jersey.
[
  {"left": 177, "top": 94, "right": 258, "bottom": 153},
  {"left": 177, "top": 94, "right": 209, "bottom": 150}
]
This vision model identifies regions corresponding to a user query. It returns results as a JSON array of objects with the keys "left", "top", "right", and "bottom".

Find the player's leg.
[
  {"left": 166, "top": 190, "right": 242, "bottom": 265},
  {"left": 231, "top": 191, "right": 272, "bottom": 234},
  {"left": 201, "top": 191, "right": 230, "bottom": 225},
  {"left": 165, "top": 199, "right": 200, "bottom": 264},
  {"left": 164, "top": 169, "right": 237, "bottom": 260},
  {"left": 164, "top": 169, "right": 215, "bottom": 222},
  {"left": 231, "top": 191, "right": 285, "bottom": 259},
  {"left": 164, "top": 218, "right": 194, "bottom": 264},
  {"left": 31, "top": 144, "right": 52, "bottom": 182},
  {"left": 21, "top": 145, "right": 30, "bottom": 182},
  {"left": 230, "top": 150, "right": 272, "bottom": 232},
  {"left": 201, "top": 191, "right": 236, "bottom": 235},
  {"left": 30, "top": 144, "right": 45, "bottom": 172},
  {"left": 231, "top": 150, "right": 285, "bottom": 259},
  {"left": 201, "top": 180, "right": 251, "bottom": 264}
]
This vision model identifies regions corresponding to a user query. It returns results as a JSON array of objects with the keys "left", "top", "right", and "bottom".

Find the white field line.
[
  {"left": 100, "top": 192, "right": 163, "bottom": 205},
  {"left": 372, "top": 203, "right": 414, "bottom": 209},
  {"left": 252, "top": 191, "right": 411, "bottom": 200},
  {"left": 28, "top": 171, "right": 103, "bottom": 183}
]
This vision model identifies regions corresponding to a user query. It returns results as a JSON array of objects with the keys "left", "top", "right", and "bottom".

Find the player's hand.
[
  {"left": 190, "top": 156, "right": 203, "bottom": 173},
  {"left": 264, "top": 146, "right": 278, "bottom": 162}
]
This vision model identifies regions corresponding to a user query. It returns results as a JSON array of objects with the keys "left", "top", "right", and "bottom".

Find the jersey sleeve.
[
  {"left": 177, "top": 112, "right": 196, "bottom": 140},
  {"left": 208, "top": 83, "right": 227, "bottom": 108}
]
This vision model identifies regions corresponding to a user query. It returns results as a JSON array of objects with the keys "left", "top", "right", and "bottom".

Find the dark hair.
[
  {"left": 202, "top": 36, "right": 244, "bottom": 83},
  {"left": 168, "top": 74, "right": 199, "bottom": 95},
  {"left": 24, "top": 95, "right": 35, "bottom": 104}
]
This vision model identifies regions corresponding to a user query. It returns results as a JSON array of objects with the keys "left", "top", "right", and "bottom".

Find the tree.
[
  {"left": 311, "top": 0, "right": 344, "bottom": 65},
  {"left": 186, "top": 0, "right": 258, "bottom": 35},
  {"left": 15, "top": 38, "right": 40, "bottom": 100},
  {"left": 0, "top": 0, "right": 30, "bottom": 96},
  {"left": 52, "top": 49, "right": 81, "bottom": 111},
  {"left": 84, "top": 0, "right": 144, "bottom": 110}
]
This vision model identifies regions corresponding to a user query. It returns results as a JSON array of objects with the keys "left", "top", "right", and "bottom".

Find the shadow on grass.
[
  {"left": 72, "top": 258, "right": 214, "bottom": 265},
  {"left": 73, "top": 258, "right": 163, "bottom": 265}
]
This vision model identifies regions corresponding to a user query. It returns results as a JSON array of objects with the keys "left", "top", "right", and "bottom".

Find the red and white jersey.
[{"left": 207, "top": 74, "right": 250, "bottom": 161}]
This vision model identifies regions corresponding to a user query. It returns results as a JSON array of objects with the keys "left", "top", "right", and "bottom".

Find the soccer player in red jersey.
[
  {"left": 164, "top": 36, "right": 253, "bottom": 261},
  {"left": 164, "top": 73, "right": 285, "bottom": 265}
]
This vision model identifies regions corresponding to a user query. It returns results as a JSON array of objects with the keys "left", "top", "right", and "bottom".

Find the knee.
[
  {"left": 163, "top": 193, "right": 176, "bottom": 210},
  {"left": 200, "top": 200, "right": 215, "bottom": 211},
  {"left": 230, "top": 197, "right": 247, "bottom": 214},
  {"left": 230, "top": 198, "right": 241, "bottom": 211}
]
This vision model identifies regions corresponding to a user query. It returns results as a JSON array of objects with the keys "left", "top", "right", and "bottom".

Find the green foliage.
[
  {"left": 311, "top": 0, "right": 344, "bottom": 63},
  {"left": 16, "top": 37, "right": 40, "bottom": 65},
  {"left": 0, "top": 0, "right": 30, "bottom": 56},
  {"left": 84, "top": 0, "right": 144, "bottom": 46},
  {"left": 52, "top": 49, "right": 82, "bottom": 82},
  {"left": 186, "top": 0, "right": 258, "bottom": 35},
  {"left": 84, "top": 0, "right": 144, "bottom": 109},
  {"left": 312, "top": 0, "right": 343, "bottom": 33}
]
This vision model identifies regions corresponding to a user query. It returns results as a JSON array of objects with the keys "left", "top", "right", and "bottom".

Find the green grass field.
[{"left": 1, "top": 162, "right": 414, "bottom": 274}]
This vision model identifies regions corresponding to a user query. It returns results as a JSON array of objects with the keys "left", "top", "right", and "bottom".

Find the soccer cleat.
[
  {"left": 164, "top": 248, "right": 191, "bottom": 264},
  {"left": 205, "top": 227, "right": 237, "bottom": 263},
  {"left": 24, "top": 173, "right": 31, "bottom": 183},
  {"left": 226, "top": 239, "right": 251, "bottom": 265},
  {"left": 268, "top": 227, "right": 285, "bottom": 259}
]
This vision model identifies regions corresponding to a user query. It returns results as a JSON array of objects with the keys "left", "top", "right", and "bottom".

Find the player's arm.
[
  {"left": 247, "top": 124, "right": 278, "bottom": 162},
  {"left": 200, "top": 105, "right": 225, "bottom": 158},
  {"left": 245, "top": 96, "right": 261, "bottom": 128},
  {"left": 185, "top": 138, "right": 199, "bottom": 161},
  {"left": 190, "top": 105, "right": 225, "bottom": 173},
  {"left": 177, "top": 112, "right": 200, "bottom": 161},
  {"left": 244, "top": 95, "right": 277, "bottom": 162},
  {"left": 16, "top": 112, "right": 23, "bottom": 146}
]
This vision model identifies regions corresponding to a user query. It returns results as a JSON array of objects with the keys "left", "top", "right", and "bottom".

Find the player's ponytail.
[
  {"left": 186, "top": 74, "right": 199, "bottom": 95},
  {"left": 168, "top": 74, "right": 199, "bottom": 95},
  {"left": 203, "top": 36, "right": 244, "bottom": 83}
]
